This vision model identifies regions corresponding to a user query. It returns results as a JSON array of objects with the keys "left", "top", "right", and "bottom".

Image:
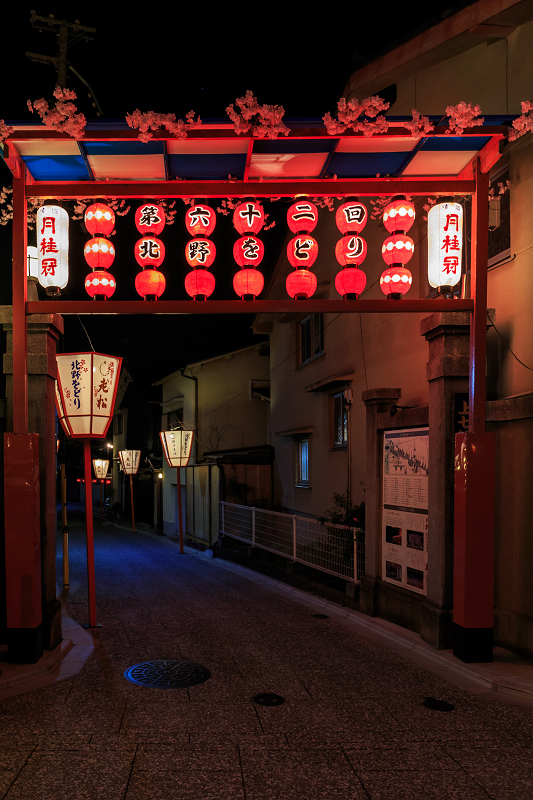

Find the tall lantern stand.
[
  {"left": 55, "top": 352, "right": 122, "bottom": 628},
  {"left": 160, "top": 430, "right": 194, "bottom": 553},
  {"left": 92, "top": 459, "right": 110, "bottom": 524},
  {"left": 118, "top": 450, "right": 141, "bottom": 533}
]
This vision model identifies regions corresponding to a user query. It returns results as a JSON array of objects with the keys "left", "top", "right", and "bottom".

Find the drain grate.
[
  {"left": 253, "top": 692, "right": 285, "bottom": 706},
  {"left": 422, "top": 696, "right": 455, "bottom": 712},
  {"left": 124, "top": 660, "right": 211, "bottom": 688}
]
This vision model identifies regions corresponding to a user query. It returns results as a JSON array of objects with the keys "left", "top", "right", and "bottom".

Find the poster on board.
[{"left": 382, "top": 427, "right": 429, "bottom": 595}]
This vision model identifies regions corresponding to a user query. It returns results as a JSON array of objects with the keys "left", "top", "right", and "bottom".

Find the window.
[
  {"left": 297, "top": 439, "right": 309, "bottom": 487},
  {"left": 299, "top": 314, "right": 324, "bottom": 365},
  {"left": 488, "top": 166, "right": 510, "bottom": 268},
  {"left": 333, "top": 392, "right": 348, "bottom": 447}
]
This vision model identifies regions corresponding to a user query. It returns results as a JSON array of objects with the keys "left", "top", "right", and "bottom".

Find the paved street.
[{"left": 0, "top": 512, "right": 532, "bottom": 799}]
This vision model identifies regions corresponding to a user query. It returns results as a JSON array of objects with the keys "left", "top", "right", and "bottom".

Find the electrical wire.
[{"left": 487, "top": 310, "right": 533, "bottom": 372}]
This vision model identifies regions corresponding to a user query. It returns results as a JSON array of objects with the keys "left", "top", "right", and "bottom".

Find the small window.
[
  {"left": 297, "top": 439, "right": 309, "bottom": 487},
  {"left": 299, "top": 314, "right": 324, "bottom": 365},
  {"left": 333, "top": 392, "right": 348, "bottom": 447},
  {"left": 488, "top": 167, "right": 510, "bottom": 268}
]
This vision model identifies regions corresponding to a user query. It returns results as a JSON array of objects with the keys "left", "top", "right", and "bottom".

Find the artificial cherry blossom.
[
  {"left": 226, "top": 91, "right": 289, "bottom": 139},
  {"left": 126, "top": 109, "right": 201, "bottom": 143},
  {"left": 445, "top": 102, "right": 484, "bottom": 135},
  {"left": 323, "top": 96, "right": 390, "bottom": 136},
  {"left": 404, "top": 110, "right": 434, "bottom": 137},
  {"left": 508, "top": 101, "right": 533, "bottom": 141},
  {"left": 27, "top": 86, "right": 86, "bottom": 139}
]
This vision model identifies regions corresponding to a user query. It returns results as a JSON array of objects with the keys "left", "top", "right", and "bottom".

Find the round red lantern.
[
  {"left": 335, "top": 200, "right": 367, "bottom": 234},
  {"left": 335, "top": 268, "right": 367, "bottom": 299},
  {"left": 382, "top": 234, "right": 415, "bottom": 265},
  {"left": 380, "top": 266, "right": 413, "bottom": 297},
  {"left": 383, "top": 196, "right": 415, "bottom": 234},
  {"left": 84, "top": 270, "right": 116, "bottom": 299},
  {"left": 233, "top": 268, "right": 264, "bottom": 299},
  {"left": 85, "top": 203, "right": 115, "bottom": 236},
  {"left": 84, "top": 237, "right": 115, "bottom": 270},
  {"left": 185, "top": 269, "right": 216, "bottom": 299},
  {"left": 286, "top": 269, "right": 317, "bottom": 299},
  {"left": 335, "top": 235, "right": 367, "bottom": 267},
  {"left": 185, "top": 238, "right": 216, "bottom": 268},
  {"left": 233, "top": 235, "right": 264, "bottom": 267},
  {"left": 135, "top": 203, "right": 166, "bottom": 235},
  {"left": 185, "top": 204, "right": 216, "bottom": 237},
  {"left": 135, "top": 268, "right": 166, "bottom": 299},
  {"left": 287, "top": 236, "right": 318, "bottom": 269},
  {"left": 233, "top": 201, "right": 264, "bottom": 235},
  {"left": 135, "top": 236, "right": 165, "bottom": 267},
  {"left": 287, "top": 199, "right": 318, "bottom": 233}
]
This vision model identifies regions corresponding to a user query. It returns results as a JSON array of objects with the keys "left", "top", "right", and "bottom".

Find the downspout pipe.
[{"left": 180, "top": 368, "right": 199, "bottom": 462}]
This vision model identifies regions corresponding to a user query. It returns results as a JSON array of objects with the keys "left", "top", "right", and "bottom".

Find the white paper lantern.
[
  {"left": 160, "top": 430, "right": 194, "bottom": 468},
  {"left": 55, "top": 352, "right": 122, "bottom": 439},
  {"left": 119, "top": 450, "right": 141, "bottom": 475},
  {"left": 427, "top": 202, "right": 463, "bottom": 289},
  {"left": 37, "top": 205, "right": 69, "bottom": 295},
  {"left": 92, "top": 459, "right": 109, "bottom": 480}
]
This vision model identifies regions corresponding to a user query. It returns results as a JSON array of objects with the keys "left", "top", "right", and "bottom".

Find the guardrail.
[{"left": 220, "top": 502, "right": 364, "bottom": 583}]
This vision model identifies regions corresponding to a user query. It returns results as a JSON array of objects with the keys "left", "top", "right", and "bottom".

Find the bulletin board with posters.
[{"left": 382, "top": 427, "right": 429, "bottom": 595}]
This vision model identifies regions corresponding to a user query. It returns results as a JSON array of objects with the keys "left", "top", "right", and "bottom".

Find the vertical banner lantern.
[
  {"left": 334, "top": 198, "right": 368, "bottom": 299},
  {"left": 160, "top": 429, "right": 194, "bottom": 553},
  {"left": 185, "top": 203, "right": 216, "bottom": 300},
  {"left": 135, "top": 203, "right": 166, "bottom": 300},
  {"left": 119, "top": 450, "right": 141, "bottom": 534},
  {"left": 55, "top": 352, "right": 122, "bottom": 628},
  {"left": 84, "top": 202, "right": 116, "bottom": 299},
  {"left": 286, "top": 198, "right": 319, "bottom": 299},
  {"left": 37, "top": 205, "right": 69, "bottom": 296},
  {"left": 427, "top": 201, "right": 463, "bottom": 291},
  {"left": 380, "top": 196, "right": 415, "bottom": 298},
  {"left": 232, "top": 200, "right": 265, "bottom": 300}
]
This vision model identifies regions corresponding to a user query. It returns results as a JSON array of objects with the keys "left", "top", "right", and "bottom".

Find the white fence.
[{"left": 220, "top": 502, "right": 364, "bottom": 584}]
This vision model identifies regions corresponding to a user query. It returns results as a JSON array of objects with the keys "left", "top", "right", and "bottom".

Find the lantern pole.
[
  {"left": 99, "top": 479, "right": 103, "bottom": 524},
  {"left": 61, "top": 463, "right": 69, "bottom": 589},
  {"left": 129, "top": 473, "right": 136, "bottom": 534},
  {"left": 176, "top": 466, "right": 184, "bottom": 553},
  {"left": 83, "top": 439, "right": 98, "bottom": 628}
]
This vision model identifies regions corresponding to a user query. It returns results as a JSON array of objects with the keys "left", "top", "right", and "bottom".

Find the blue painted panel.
[
  {"left": 327, "top": 152, "right": 410, "bottom": 178},
  {"left": 167, "top": 153, "right": 246, "bottom": 180},
  {"left": 420, "top": 136, "right": 490, "bottom": 151},
  {"left": 23, "top": 156, "right": 90, "bottom": 181},
  {"left": 82, "top": 141, "right": 165, "bottom": 155}
]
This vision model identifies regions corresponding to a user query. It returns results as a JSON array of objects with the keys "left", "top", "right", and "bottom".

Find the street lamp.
[
  {"left": 55, "top": 352, "right": 122, "bottom": 627},
  {"left": 118, "top": 450, "right": 141, "bottom": 534},
  {"left": 160, "top": 429, "right": 194, "bottom": 553}
]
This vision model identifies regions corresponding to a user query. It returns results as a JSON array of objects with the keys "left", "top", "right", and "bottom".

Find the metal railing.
[{"left": 220, "top": 502, "right": 364, "bottom": 583}]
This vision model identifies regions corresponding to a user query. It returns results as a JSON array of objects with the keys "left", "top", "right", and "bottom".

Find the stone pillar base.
[
  {"left": 420, "top": 601, "right": 453, "bottom": 650},
  {"left": 7, "top": 626, "right": 43, "bottom": 663}
]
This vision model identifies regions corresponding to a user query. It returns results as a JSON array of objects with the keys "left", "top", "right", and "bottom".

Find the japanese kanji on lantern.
[
  {"left": 286, "top": 198, "right": 318, "bottom": 299},
  {"left": 84, "top": 202, "right": 116, "bottom": 299},
  {"left": 119, "top": 450, "right": 141, "bottom": 475},
  {"left": 135, "top": 203, "right": 166, "bottom": 300},
  {"left": 185, "top": 202, "right": 217, "bottom": 300},
  {"left": 160, "top": 428, "right": 194, "bottom": 553},
  {"left": 380, "top": 196, "right": 415, "bottom": 298},
  {"left": 232, "top": 199, "right": 265, "bottom": 300},
  {"left": 55, "top": 352, "right": 122, "bottom": 438},
  {"left": 37, "top": 205, "right": 69, "bottom": 296},
  {"left": 92, "top": 459, "right": 109, "bottom": 480},
  {"left": 427, "top": 201, "right": 463, "bottom": 291},
  {"left": 335, "top": 198, "right": 368, "bottom": 299}
]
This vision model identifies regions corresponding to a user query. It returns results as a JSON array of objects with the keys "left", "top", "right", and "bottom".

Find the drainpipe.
[{"left": 180, "top": 368, "right": 199, "bottom": 463}]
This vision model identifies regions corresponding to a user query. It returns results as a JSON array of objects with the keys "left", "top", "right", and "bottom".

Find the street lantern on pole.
[
  {"left": 160, "top": 429, "right": 194, "bottom": 553},
  {"left": 92, "top": 458, "right": 109, "bottom": 523},
  {"left": 55, "top": 352, "right": 122, "bottom": 627},
  {"left": 118, "top": 450, "right": 141, "bottom": 534}
]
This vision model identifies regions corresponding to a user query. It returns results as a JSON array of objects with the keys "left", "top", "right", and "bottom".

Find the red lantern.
[
  {"left": 185, "top": 238, "right": 216, "bottom": 268},
  {"left": 84, "top": 237, "right": 115, "bottom": 270},
  {"left": 287, "top": 236, "right": 318, "bottom": 269},
  {"left": 135, "top": 236, "right": 165, "bottom": 267},
  {"left": 335, "top": 235, "right": 367, "bottom": 267},
  {"left": 287, "top": 200, "right": 318, "bottom": 233},
  {"left": 233, "top": 268, "right": 264, "bottom": 299},
  {"left": 335, "top": 200, "right": 367, "bottom": 234},
  {"left": 85, "top": 203, "right": 115, "bottom": 236},
  {"left": 233, "top": 201, "right": 264, "bottom": 235},
  {"left": 84, "top": 270, "right": 116, "bottom": 299},
  {"left": 233, "top": 235, "right": 264, "bottom": 267},
  {"left": 380, "top": 266, "right": 413, "bottom": 297},
  {"left": 135, "top": 203, "right": 166, "bottom": 235},
  {"left": 185, "top": 204, "right": 216, "bottom": 237},
  {"left": 335, "top": 268, "right": 367, "bottom": 298},
  {"left": 135, "top": 269, "right": 166, "bottom": 299},
  {"left": 286, "top": 269, "right": 317, "bottom": 299},
  {"left": 382, "top": 233, "right": 415, "bottom": 265},
  {"left": 185, "top": 269, "right": 216, "bottom": 298},
  {"left": 383, "top": 196, "right": 415, "bottom": 234}
]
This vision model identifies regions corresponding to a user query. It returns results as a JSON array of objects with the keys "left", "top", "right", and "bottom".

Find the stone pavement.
[{"left": 0, "top": 514, "right": 532, "bottom": 800}]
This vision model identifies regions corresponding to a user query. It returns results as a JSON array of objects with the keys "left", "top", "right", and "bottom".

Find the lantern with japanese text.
[
  {"left": 160, "top": 428, "right": 194, "bottom": 552},
  {"left": 135, "top": 203, "right": 166, "bottom": 300},
  {"left": 135, "top": 236, "right": 165, "bottom": 268},
  {"left": 232, "top": 203, "right": 264, "bottom": 300},
  {"left": 84, "top": 237, "right": 115, "bottom": 270},
  {"left": 119, "top": 450, "right": 141, "bottom": 475},
  {"left": 335, "top": 199, "right": 367, "bottom": 235},
  {"left": 335, "top": 235, "right": 367, "bottom": 267},
  {"left": 335, "top": 268, "right": 367, "bottom": 299},
  {"left": 37, "top": 205, "right": 69, "bottom": 296},
  {"left": 85, "top": 203, "right": 115, "bottom": 236},
  {"left": 135, "top": 269, "right": 166, "bottom": 299},
  {"left": 287, "top": 236, "right": 319, "bottom": 270},
  {"left": 287, "top": 200, "right": 318, "bottom": 234},
  {"left": 233, "top": 235, "right": 264, "bottom": 267},
  {"left": 185, "top": 238, "right": 216, "bottom": 269},
  {"left": 427, "top": 201, "right": 463, "bottom": 290},
  {"left": 286, "top": 270, "right": 317, "bottom": 299},
  {"left": 55, "top": 352, "right": 122, "bottom": 439},
  {"left": 185, "top": 204, "right": 216, "bottom": 237},
  {"left": 135, "top": 203, "right": 165, "bottom": 235},
  {"left": 92, "top": 459, "right": 109, "bottom": 480},
  {"left": 85, "top": 270, "right": 116, "bottom": 299},
  {"left": 335, "top": 199, "right": 367, "bottom": 299},
  {"left": 233, "top": 200, "right": 265, "bottom": 235},
  {"left": 383, "top": 196, "right": 415, "bottom": 234}
]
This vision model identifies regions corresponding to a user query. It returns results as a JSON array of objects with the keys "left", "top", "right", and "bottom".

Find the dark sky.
[{"left": 0, "top": 1, "right": 471, "bottom": 384}]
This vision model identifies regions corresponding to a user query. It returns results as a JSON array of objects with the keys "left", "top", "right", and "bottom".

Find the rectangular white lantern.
[
  {"left": 37, "top": 205, "right": 69, "bottom": 295},
  {"left": 427, "top": 202, "right": 463, "bottom": 289},
  {"left": 119, "top": 450, "right": 141, "bottom": 475},
  {"left": 92, "top": 459, "right": 109, "bottom": 479},
  {"left": 160, "top": 430, "right": 194, "bottom": 468},
  {"left": 55, "top": 352, "right": 122, "bottom": 438}
]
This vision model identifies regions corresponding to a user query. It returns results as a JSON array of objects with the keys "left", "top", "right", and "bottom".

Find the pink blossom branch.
[
  {"left": 404, "top": 110, "right": 434, "bottom": 137},
  {"left": 508, "top": 101, "right": 533, "bottom": 141},
  {"left": 445, "top": 102, "right": 484, "bottom": 135},
  {"left": 226, "top": 91, "right": 289, "bottom": 139},
  {"left": 27, "top": 86, "right": 86, "bottom": 139},
  {"left": 0, "top": 120, "right": 14, "bottom": 144},
  {"left": 323, "top": 96, "right": 390, "bottom": 136},
  {"left": 126, "top": 110, "right": 201, "bottom": 143}
]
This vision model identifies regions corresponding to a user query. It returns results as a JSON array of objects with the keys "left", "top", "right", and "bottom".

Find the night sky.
[{"left": 1, "top": 1, "right": 471, "bottom": 385}]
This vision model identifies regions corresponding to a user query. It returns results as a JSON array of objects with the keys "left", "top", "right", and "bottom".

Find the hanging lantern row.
[
  {"left": 232, "top": 200, "right": 265, "bottom": 300},
  {"left": 135, "top": 203, "right": 167, "bottom": 300},
  {"left": 380, "top": 196, "right": 415, "bottom": 298},
  {"left": 334, "top": 198, "right": 368, "bottom": 299},
  {"left": 285, "top": 199, "right": 319, "bottom": 299},
  {"left": 83, "top": 203, "right": 116, "bottom": 299},
  {"left": 185, "top": 203, "right": 217, "bottom": 300}
]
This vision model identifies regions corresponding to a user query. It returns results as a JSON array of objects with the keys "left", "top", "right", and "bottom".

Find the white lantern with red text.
[
  {"left": 37, "top": 205, "right": 69, "bottom": 296},
  {"left": 427, "top": 202, "right": 463, "bottom": 290},
  {"left": 119, "top": 450, "right": 141, "bottom": 475},
  {"left": 160, "top": 430, "right": 194, "bottom": 468},
  {"left": 55, "top": 352, "right": 122, "bottom": 439},
  {"left": 92, "top": 459, "right": 109, "bottom": 480}
]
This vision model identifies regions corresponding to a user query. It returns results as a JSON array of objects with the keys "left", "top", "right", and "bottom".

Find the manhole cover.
[
  {"left": 124, "top": 660, "right": 211, "bottom": 688},
  {"left": 422, "top": 696, "right": 455, "bottom": 712},
  {"left": 311, "top": 613, "right": 330, "bottom": 619},
  {"left": 253, "top": 693, "right": 285, "bottom": 706}
]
